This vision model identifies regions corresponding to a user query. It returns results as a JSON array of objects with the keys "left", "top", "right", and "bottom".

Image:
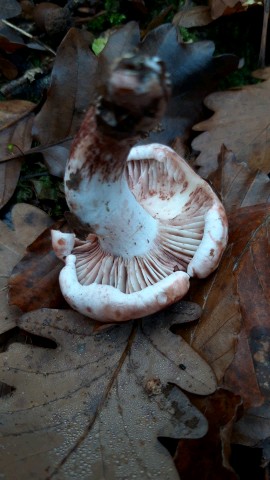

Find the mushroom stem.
[{"left": 65, "top": 107, "right": 158, "bottom": 258}]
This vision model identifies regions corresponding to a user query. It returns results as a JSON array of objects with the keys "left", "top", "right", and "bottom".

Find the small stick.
[{"left": 2, "top": 19, "right": 56, "bottom": 56}]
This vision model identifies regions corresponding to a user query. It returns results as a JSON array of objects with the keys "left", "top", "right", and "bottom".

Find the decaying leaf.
[
  {"left": 0, "top": 304, "right": 215, "bottom": 479},
  {"left": 0, "top": 100, "right": 35, "bottom": 209},
  {"left": 224, "top": 204, "right": 270, "bottom": 407},
  {"left": 224, "top": 205, "right": 270, "bottom": 461},
  {"left": 181, "top": 201, "right": 270, "bottom": 385},
  {"left": 175, "top": 389, "right": 242, "bottom": 479},
  {"left": 0, "top": 203, "right": 53, "bottom": 334},
  {"left": 8, "top": 218, "right": 67, "bottom": 312},
  {"left": 192, "top": 67, "right": 270, "bottom": 178}
]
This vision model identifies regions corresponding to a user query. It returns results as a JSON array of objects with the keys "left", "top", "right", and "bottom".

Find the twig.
[
  {"left": 1, "top": 19, "right": 56, "bottom": 56},
  {"left": 258, "top": 0, "right": 270, "bottom": 68},
  {"left": 0, "top": 61, "right": 53, "bottom": 98}
]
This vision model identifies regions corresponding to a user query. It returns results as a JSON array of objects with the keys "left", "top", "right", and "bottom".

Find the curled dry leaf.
[
  {"left": 0, "top": 303, "right": 215, "bottom": 479},
  {"left": 0, "top": 203, "right": 53, "bottom": 334},
  {"left": 0, "top": 99, "right": 35, "bottom": 209},
  {"left": 193, "top": 67, "right": 270, "bottom": 178}
]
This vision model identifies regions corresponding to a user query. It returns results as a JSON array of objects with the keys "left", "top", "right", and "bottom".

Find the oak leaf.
[
  {"left": 192, "top": 67, "right": 270, "bottom": 178},
  {"left": 0, "top": 304, "right": 215, "bottom": 479}
]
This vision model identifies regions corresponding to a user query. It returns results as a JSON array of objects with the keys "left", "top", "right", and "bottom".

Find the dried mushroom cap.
[{"left": 51, "top": 55, "right": 228, "bottom": 323}]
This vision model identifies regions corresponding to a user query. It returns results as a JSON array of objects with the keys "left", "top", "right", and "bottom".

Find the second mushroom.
[{"left": 52, "top": 55, "right": 228, "bottom": 322}]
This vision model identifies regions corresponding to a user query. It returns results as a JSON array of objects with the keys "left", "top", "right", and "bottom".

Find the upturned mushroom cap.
[
  {"left": 51, "top": 55, "right": 228, "bottom": 323},
  {"left": 51, "top": 142, "right": 227, "bottom": 323}
]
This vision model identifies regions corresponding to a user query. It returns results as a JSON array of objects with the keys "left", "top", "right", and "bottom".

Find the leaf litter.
[{"left": 0, "top": 11, "right": 269, "bottom": 480}]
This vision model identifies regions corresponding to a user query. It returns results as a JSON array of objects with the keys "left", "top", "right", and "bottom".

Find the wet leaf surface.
[{"left": 0, "top": 303, "right": 215, "bottom": 479}]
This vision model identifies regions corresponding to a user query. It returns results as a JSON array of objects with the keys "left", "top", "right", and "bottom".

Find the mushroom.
[{"left": 51, "top": 55, "right": 228, "bottom": 323}]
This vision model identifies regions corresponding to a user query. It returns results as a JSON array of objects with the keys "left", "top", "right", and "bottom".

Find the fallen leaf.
[
  {"left": 139, "top": 23, "right": 238, "bottom": 148},
  {"left": 0, "top": 0, "right": 21, "bottom": 20},
  {"left": 0, "top": 304, "right": 215, "bottom": 478},
  {"left": 208, "top": 145, "right": 270, "bottom": 212},
  {"left": 0, "top": 100, "right": 35, "bottom": 209},
  {"left": 225, "top": 205, "right": 270, "bottom": 462},
  {"left": 224, "top": 204, "right": 270, "bottom": 408},
  {"left": 182, "top": 203, "right": 270, "bottom": 385},
  {"left": 8, "top": 218, "right": 67, "bottom": 312},
  {"left": 175, "top": 389, "right": 242, "bottom": 479},
  {"left": 192, "top": 67, "right": 270, "bottom": 178},
  {"left": 32, "top": 28, "right": 98, "bottom": 147},
  {"left": 209, "top": 0, "right": 258, "bottom": 19},
  {"left": 0, "top": 204, "right": 53, "bottom": 334},
  {"left": 173, "top": 5, "right": 213, "bottom": 28}
]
